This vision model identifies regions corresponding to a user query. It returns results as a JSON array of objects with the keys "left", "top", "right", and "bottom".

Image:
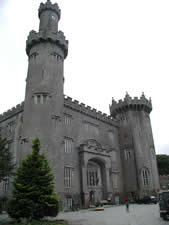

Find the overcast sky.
[{"left": 0, "top": 0, "right": 169, "bottom": 155}]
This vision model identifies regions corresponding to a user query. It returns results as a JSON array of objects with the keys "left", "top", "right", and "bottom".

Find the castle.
[{"left": 0, "top": 0, "right": 159, "bottom": 210}]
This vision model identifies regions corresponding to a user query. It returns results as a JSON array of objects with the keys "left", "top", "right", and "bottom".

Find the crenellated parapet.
[
  {"left": 64, "top": 95, "right": 118, "bottom": 126},
  {"left": 0, "top": 95, "right": 119, "bottom": 126},
  {"left": 0, "top": 102, "right": 24, "bottom": 122},
  {"left": 26, "top": 30, "right": 68, "bottom": 58},
  {"left": 38, "top": 0, "right": 61, "bottom": 20},
  {"left": 110, "top": 92, "right": 152, "bottom": 118}
]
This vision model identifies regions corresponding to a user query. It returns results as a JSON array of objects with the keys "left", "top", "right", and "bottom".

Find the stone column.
[
  {"left": 79, "top": 150, "right": 89, "bottom": 206},
  {"left": 81, "top": 165, "right": 89, "bottom": 206},
  {"left": 105, "top": 166, "right": 112, "bottom": 197}
]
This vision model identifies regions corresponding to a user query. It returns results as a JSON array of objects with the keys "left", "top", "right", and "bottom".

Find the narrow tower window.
[
  {"left": 142, "top": 168, "right": 150, "bottom": 186},
  {"left": 33, "top": 93, "right": 49, "bottom": 104}
]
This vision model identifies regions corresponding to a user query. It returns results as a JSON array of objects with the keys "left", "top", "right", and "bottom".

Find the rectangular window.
[
  {"left": 64, "top": 138, "right": 73, "bottom": 153},
  {"left": 64, "top": 114, "right": 73, "bottom": 125},
  {"left": 64, "top": 167, "right": 73, "bottom": 188},
  {"left": 142, "top": 169, "right": 149, "bottom": 186},
  {"left": 34, "top": 93, "right": 48, "bottom": 104},
  {"left": 124, "top": 149, "right": 131, "bottom": 160},
  {"left": 87, "top": 169, "right": 98, "bottom": 187},
  {"left": 2, "top": 177, "right": 9, "bottom": 192}
]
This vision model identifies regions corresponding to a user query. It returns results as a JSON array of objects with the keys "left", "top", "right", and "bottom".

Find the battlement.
[
  {"left": 38, "top": 0, "right": 61, "bottom": 20},
  {"left": 64, "top": 95, "right": 118, "bottom": 126},
  {"left": 110, "top": 92, "right": 152, "bottom": 118},
  {"left": 26, "top": 30, "right": 68, "bottom": 58},
  {"left": 0, "top": 96, "right": 118, "bottom": 126},
  {"left": 0, "top": 102, "right": 24, "bottom": 122}
]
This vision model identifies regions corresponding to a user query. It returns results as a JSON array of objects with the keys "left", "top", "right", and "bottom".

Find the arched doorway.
[
  {"left": 86, "top": 159, "right": 106, "bottom": 204},
  {"left": 79, "top": 139, "right": 111, "bottom": 206}
]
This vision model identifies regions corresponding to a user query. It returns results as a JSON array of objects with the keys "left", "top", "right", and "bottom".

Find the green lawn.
[{"left": 0, "top": 220, "right": 68, "bottom": 225}]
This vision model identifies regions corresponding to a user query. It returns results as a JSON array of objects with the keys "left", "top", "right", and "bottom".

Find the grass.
[{"left": 0, "top": 220, "right": 68, "bottom": 225}]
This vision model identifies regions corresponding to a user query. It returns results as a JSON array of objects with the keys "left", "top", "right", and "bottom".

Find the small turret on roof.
[
  {"left": 110, "top": 93, "right": 152, "bottom": 118},
  {"left": 38, "top": 0, "right": 61, "bottom": 20}
]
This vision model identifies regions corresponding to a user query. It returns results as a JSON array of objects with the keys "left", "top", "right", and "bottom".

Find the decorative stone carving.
[{"left": 83, "top": 139, "right": 102, "bottom": 152}]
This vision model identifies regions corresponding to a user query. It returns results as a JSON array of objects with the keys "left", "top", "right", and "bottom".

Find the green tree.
[
  {"left": 7, "top": 138, "right": 60, "bottom": 221},
  {"left": 156, "top": 154, "right": 169, "bottom": 175},
  {"left": 0, "top": 137, "right": 15, "bottom": 182}
]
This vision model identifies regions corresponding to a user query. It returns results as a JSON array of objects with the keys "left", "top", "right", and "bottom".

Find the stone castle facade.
[{"left": 0, "top": 0, "right": 159, "bottom": 210}]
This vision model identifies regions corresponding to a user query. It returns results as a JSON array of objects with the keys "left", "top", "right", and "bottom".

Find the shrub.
[{"left": 7, "top": 138, "right": 60, "bottom": 221}]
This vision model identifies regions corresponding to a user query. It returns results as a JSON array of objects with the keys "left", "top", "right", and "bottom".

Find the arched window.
[
  {"left": 86, "top": 161, "right": 101, "bottom": 187},
  {"left": 142, "top": 168, "right": 150, "bottom": 186}
]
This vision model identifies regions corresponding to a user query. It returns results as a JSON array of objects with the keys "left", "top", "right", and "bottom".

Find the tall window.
[
  {"left": 64, "top": 167, "right": 73, "bottom": 188},
  {"left": 64, "top": 138, "right": 73, "bottom": 153},
  {"left": 87, "top": 161, "right": 101, "bottom": 187},
  {"left": 64, "top": 113, "right": 73, "bottom": 125},
  {"left": 87, "top": 170, "right": 99, "bottom": 187},
  {"left": 2, "top": 177, "right": 9, "bottom": 192},
  {"left": 124, "top": 149, "right": 132, "bottom": 160},
  {"left": 142, "top": 168, "right": 149, "bottom": 186}
]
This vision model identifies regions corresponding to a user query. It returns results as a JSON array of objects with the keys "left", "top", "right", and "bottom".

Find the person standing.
[{"left": 125, "top": 196, "right": 129, "bottom": 212}]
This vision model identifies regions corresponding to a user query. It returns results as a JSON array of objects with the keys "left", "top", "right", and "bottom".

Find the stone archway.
[
  {"left": 86, "top": 159, "right": 106, "bottom": 204},
  {"left": 79, "top": 139, "right": 112, "bottom": 206}
]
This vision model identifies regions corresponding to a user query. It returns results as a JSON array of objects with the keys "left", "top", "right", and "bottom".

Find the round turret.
[
  {"left": 110, "top": 92, "right": 152, "bottom": 119},
  {"left": 26, "top": 0, "right": 68, "bottom": 58},
  {"left": 38, "top": 0, "right": 61, "bottom": 19},
  {"left": 38, "top": 0, "right": 61, "bottom": 32}
]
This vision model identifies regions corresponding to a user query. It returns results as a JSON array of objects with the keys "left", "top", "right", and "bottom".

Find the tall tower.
[
  {"left": 110, "top": 93, "right": 159, "bottom": 198},
  {"left": 22, "top": 0, "right": 68, "bottom": 195}
]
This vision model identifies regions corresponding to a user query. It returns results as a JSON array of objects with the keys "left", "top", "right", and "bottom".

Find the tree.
[
  {"left": 0, "top": 137, "right": 15, "bottom": 182},
  {"left": 156, "top": 154, "right": 169, "bottom": 175},
  {"left": 7, "top": 138, "right": 60, "bottom": 221}
]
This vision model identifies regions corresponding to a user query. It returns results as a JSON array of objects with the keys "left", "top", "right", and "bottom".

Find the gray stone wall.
[{"left": 63, "top": 104, "right": 124, "bottom": 204}]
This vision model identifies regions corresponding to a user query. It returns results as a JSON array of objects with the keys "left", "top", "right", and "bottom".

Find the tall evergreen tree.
[
  {"left": 156, "top": 154, "right": 169, "bottom": 175},
  {"left": 0, "top": 137, "right": 15, "bottom": 182},
  {"left": 7, "top": 138, "right": 60, "bottom": 221}
]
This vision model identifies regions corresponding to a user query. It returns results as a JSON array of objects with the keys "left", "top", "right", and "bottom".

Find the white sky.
[{"left": 0, "top": 0, "right": 169, "bottom": 155}]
